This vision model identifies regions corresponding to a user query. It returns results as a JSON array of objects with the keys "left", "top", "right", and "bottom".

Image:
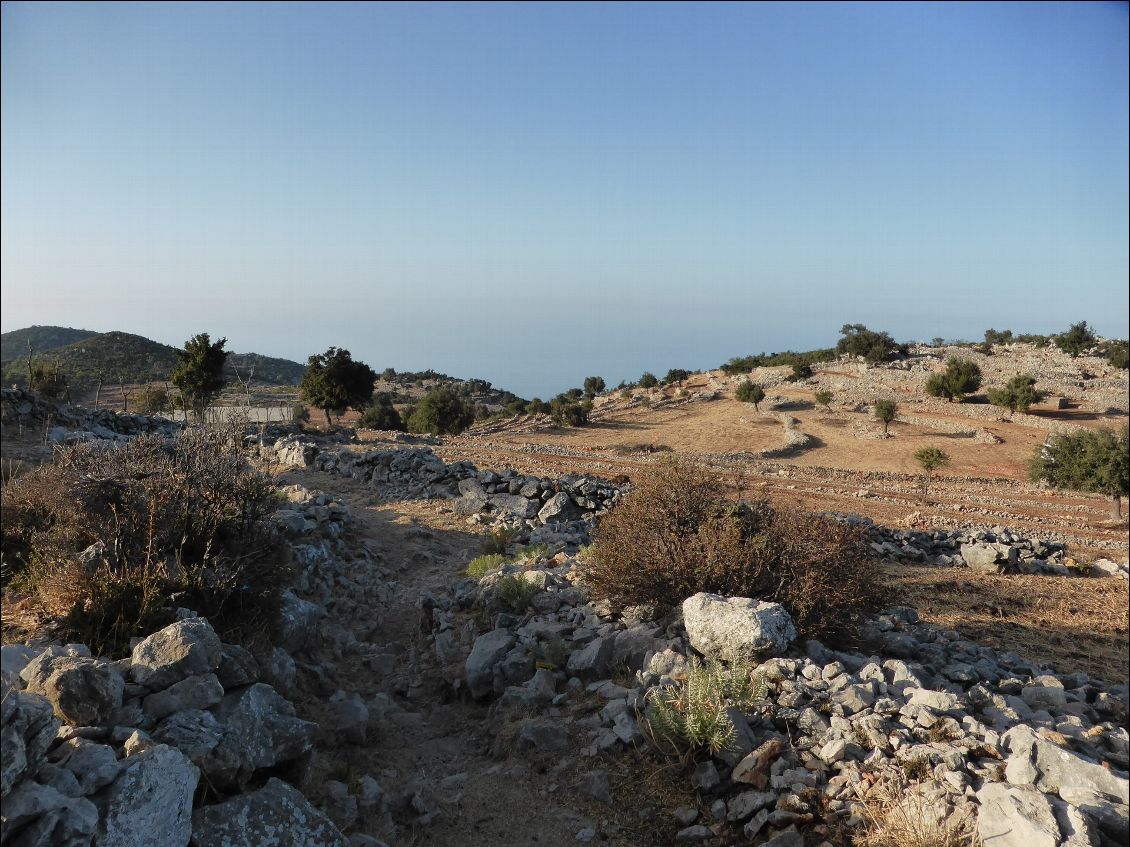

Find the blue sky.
[{"left": 2, "top": 2, "right": 1127, "bottom": 397}]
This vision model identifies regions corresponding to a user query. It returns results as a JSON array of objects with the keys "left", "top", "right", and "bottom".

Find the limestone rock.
[
  {"left": 130, "top": 619, "right": 222, "bottom": 691},
  {"left": 191, "top": 777, "right": 347, "bottom": 847},
  {"left": 976, "top": 782, "right": 1062, "bottom": 847},
  {"left": 143, "top": 673, "right": 224, "bottom": 720},
  {"left": 96, "top": 744, "right": 198, "bottom": 847},
  {"left": 1, "top": 687, "right": 60, "bottom": 798},
  {"left": 682, "top": 593, "right": 796, "bottom": 660},
  {"left": 24, "top": 656, "right": 123, "bottom": 726},
  {"left": 0, "top": 780, "right": 98, "bottom": 847},
  {"left": 464, "top": 630, "right": 515, "bottom": 700}
]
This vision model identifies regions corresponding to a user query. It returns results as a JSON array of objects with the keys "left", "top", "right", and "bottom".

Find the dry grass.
[
  {"left": 884, "top": 563, "right": 1130, "bottom": 685},
  {"left": 853, "top": 773, "right": 978, "bottom": 847}
]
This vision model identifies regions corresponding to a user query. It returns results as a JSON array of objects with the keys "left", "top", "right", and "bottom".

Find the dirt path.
[{"left": 279, "top": 468, "right": 623, "bottom": 847}]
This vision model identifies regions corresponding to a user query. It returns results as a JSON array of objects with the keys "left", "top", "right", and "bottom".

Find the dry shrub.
[
  {"left": 1, "top": 425, "right": 288, "bottom": 654},
  {"left": 853, "top": 773, "right": 978, "bottom": 847},
  {"left": 586, "top": 457, "right": 886, "bottom": 642}
]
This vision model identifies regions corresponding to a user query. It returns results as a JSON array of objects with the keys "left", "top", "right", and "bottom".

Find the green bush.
[
  {"left": 0, "top": 426, "right": 287, "bottom": 655},
  {"left": 527, "top": 398, "right": 548, "bottom": 415},
  {"left": 583, "top": 376, "right": 605, "bottom": 399},
  {"left": 814, "top": 390, "right": 833, "bottom": 410},
  {"left": 836, "top": 324, "right": 903, "bottom": 364},
  {"left": 466, "top": 553, "right": 506, "bottom": 578},
  {"left": 358, "top": 393, "right": 404, "bottom": 430},
  {"left": 407, "top": 386, "right": 475, "bottom": 434},
  {"left": 1101, "top": 340, "right": 1129, "bottom": 370},
  {"left": 495, "top": 574, "right": 540, "bottom": 612},
  {"left": 638, "top": 372, "right": 659, "bottom": 388},
  {"left": 585, "top": 458, "right": 885, "bottom": 641},
  {"left": 550, "top": 397, "right": 590, "bottom": 427},
  {"left": 924, "top": 357, "right": 982, "bottom": 402},
  {"left": 1055, "top": 321, "right": 1096, "bottom": 358},
  {"left": 663, "top": 369, "right": 691, "bottom": 385},
  {"left": 787, "top": 362, "right": 813, "bottom": 382},
  {"left": 988, "top": 374, "right": 1042, "bottom": 414}
]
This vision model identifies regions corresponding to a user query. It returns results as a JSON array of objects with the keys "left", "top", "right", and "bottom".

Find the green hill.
[
  {"left": 0, "top": 325, "right": 99, "bottom": 363},
  {"left": 1, "top": 327, "right": 306, "bottom": 392}
]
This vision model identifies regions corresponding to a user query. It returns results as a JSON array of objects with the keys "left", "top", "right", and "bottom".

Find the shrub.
[
  {"left": 550, "top": 397, "right": 589, "bottom": 427},
  {"left": 837, "top": 324, "right": 902, "bottom": 364},
  {"left": 481, "top": 526, "right": 519, "bottom": 555},
  {"left": 494, "top": 574, "right": 540, "bottom": 612},
  {"left": 663, "top": 368, "right": 690, "bottom": 385},
  {"left": 135, "top": 386, "right": 171, "bottom": 416},
  {"left": 585, "top": 458, "right": 885, "bottom": 641},
  {"left": 358, "top": 393, "right": 403, "bottom": 431},
  {"left": 787, "top": 362, "right": 813, "bottom": 382},
  {"left": 527, "top": 398, "right": 548, "bottom": 415},
  {"left": 873, "top": 399, "right": 898, "bottom": 434},
  {"left": 29, "top": 364, "right": 69, "bottom": 400},
  {"left": 638, "top": 372, "right": 659, "bottom": 389},
  {"left": 0, "top": 426, "right": 287, "bottom": 655},
  {"left": 853, "top": 772, "right": 976, "bottom": 847},
  {"left": 1030, "top": 426, "right": 1128, "bottom": 520},
  {"left": 407, "top": 386, "right": 475, "bottom": 434},
  {"left": 643, "top": 657, "right": 767, "bottom": 759},
  {"left": 466, "top": 553, "right": 506, "bottom": 578},
  {"left": 815, "top": 390, "right": 834, "bottom": 410},
  {"left": 1055, "top": 321, "right": 1096, "bottom": 358},
  {"left": 735, "top": 380, "right": 765, "bottom": 410},
  {"left": 1101, "top": 340, "right": 1129, "bottom": 370},
  {"left": 924, "top": 357, "right": 982, "bottom": 402},
  {"left": 987, "top": 374, "right": 1042, "bottom": 415},
  {"left": 583, "top": 376, "right": 606, "bottom": 399},
  {"left": 984, "top": 328, "right": 1013, "bottom": 347}
]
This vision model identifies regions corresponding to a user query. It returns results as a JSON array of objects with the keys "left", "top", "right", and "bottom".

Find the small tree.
[
  {"left": 358, "top": 393, "right": 403, "bottom": 431},
  {"left": 527, "top": 397, "right": 548, "bottom": 415},
  {"left": 1030, "top": 426, "right": 1128, "bottom": 520},
  {"left": 924, "top": 357, "right": 982, "bottom": 402},
  {"left": 550, "top": 396, "right": 590, "bottom": 427},
  {"left": 638, "top": 372, "right": 659, "bottom": 389},
  {"left": 583, "top": 376, "right": 606, "bottom": 399},
  {"left": 1055, "top": 321, "right": 1096, "bottom": 358},
  {"left": 873, "top": 399, "right": 898, "bottom": 435},
  {"left": 406, "top": 386, "right": 474, "bottom": 434},
  {"left": 837, "top": 324, "right": 901, "bottom": 364},
  {"left": 787, "top": 362, "right": 813, "bottom": 382},
  {"left": 814, "top": 390, "right": 833, "bottom": 411},
  {"left": 171, "top": 333, "right": 229, "bottom": 421},
  {"left": 987, "top": 374, "right": 1042, "bottom": 416},
  {"left": 914, "top": 446, "right": 950, "bottom": 499},
  {"left": 735, "top": 380, "right": 765, "bottom": 411},
  {"left": 664, "top": 368, "right": 691, "bottom": 385},
  {"left": 29, "top": 363, "right": 68, "bottom": 400},
  {"left": 299, "top": 348, "right": 376, "bottom": 427}
]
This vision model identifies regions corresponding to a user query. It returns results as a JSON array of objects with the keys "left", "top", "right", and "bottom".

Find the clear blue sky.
[{"left": 2, "top": 2, "right": 1127, "bottom": 397}]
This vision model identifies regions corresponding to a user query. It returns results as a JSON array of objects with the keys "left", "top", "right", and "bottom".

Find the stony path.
[{"left": 279, "top": 468, "right": 623, "bottom": 847}]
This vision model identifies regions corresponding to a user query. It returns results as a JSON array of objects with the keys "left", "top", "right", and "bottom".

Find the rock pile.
[
  {"left": 261, "top": 438, "right": 625, "bottom": 530},
  {"left": 0, "top": 388, "right": 182, "bottom": 444},
  {"left": 443, "top": 552, "right": 1129, "bottom": 845},
  {"left": 832, "top": 513, "right": 1129, "bottom": 577}
]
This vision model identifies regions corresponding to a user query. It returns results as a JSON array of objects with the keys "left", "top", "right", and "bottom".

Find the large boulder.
[
  {"left": 23, "top": 656, "right": 123, "bottom": 726},
  {"left": 975, "top": 783, "right": 1063, "bottom": 847},
  {"left": 488, "top": 493, "right": 540, "bottom": 519},
  {"left": 465, "top": 630, "right": 516, "bottom": 700},
  {"left": 274, "top": 591, "right": 326, "bottom": 653},
  {"left": 96, "top": 744, "right": 198, "bottom": 847},
  {"left": 191, "top": 777, "right": 346, "bottom": 847},
  {"left": 1, "top": 687, "right": 60, "bottom": 797},
  {"left": 681, "top": 594, "right": 797, "bottom": 661},
  {"left": 0, "top": 780, "right": 98, "bottom": 847},
  {"left": 201, "top": 684, "right": 316, "bottom": 788},
  {"left": 130, "top": 618, "right": 222, "bottom": 691},
  {"left": 1004, "top": 724, "right": 1129, "bottom": 805},
  {"left": 537, "top": 492, "right": 578, "bottom": 524},
  {"left": 960, "top": 542, "right": 1002, "bottom": 573},
  {"left": 566, "top": 635, "right": 616, "bottom": 679}
]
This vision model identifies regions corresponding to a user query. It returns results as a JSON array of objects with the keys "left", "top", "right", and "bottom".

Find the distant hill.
[
  {"left": 0, "top": 325, "right": 99, "bottom": 363},
  {"left": 0, "top": 327, "right": 306, "bottom": 392}
]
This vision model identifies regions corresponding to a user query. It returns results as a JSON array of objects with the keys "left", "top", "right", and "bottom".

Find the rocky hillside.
[{"left": 0, "top": 325, "right": 99, "bottom": 362}]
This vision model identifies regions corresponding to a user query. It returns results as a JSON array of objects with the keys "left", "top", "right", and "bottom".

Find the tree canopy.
[
  {"left": 1030, "top": 426, "right": 1129, "bottom": 519},
  {"left": 299, "top": 347, "right": 376, "bottom": 426},
  {"left": 987, "top": 374, "right": 1042, "bottom": 415},
  {"left": 171, "top": 333, "right": 229, "bottom": 419},
  {"left": 836, "top": 324, "right": 903, "bottom": 364},
  {"left": 735, "top": 380, "right": 765, "bottom": 410},
  {"left": 406, "top": 385, "right": 475, "bottom": 434},
  {"left": 925, "top": 357, "right": 982, "bottom": 402},
  {"left": 583, "top": 376, "right": 606, "bottom": 399},
  {"left": 1055, "top": 321, "right": 1096, "bottom": 358}
]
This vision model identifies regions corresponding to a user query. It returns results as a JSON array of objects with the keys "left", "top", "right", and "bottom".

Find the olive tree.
[
  {"left": 988, "top": 374, "right": 1042, "bottom": 416},
  {"left": 925, "top": 357, "right": 982, "bottom": 402},
  {"left": 873, "top": 399, "right": 898, "bottom": 435},
  {"left": 735, "top": 380, "right": 765, "bottom": 411},
  {"left": 914, "top": 446, "right": 951, "bottom": 499},
  {"left": 299, "top": 347, "right": 376, "bottom": 427},
  {"left": 1030, "top": 426, "right": 1128, "bottom": 520}
]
